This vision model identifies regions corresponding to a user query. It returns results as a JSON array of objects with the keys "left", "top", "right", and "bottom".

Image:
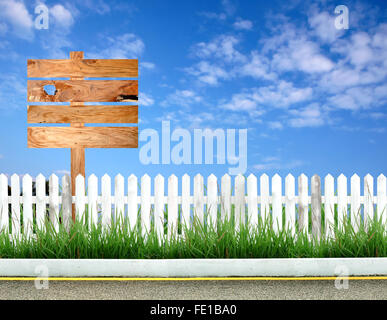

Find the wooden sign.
[{"left": 27, "top": 51, "right": 139, "bottom": 221}]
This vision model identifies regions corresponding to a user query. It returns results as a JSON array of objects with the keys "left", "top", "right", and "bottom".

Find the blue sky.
[{"left": 0, "top": 0, "right": 386, "bottom": 181}]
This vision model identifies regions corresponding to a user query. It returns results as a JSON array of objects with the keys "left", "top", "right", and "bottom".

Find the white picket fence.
[{"left": 0, "top": 173, "right": 386, "bottom": 239}]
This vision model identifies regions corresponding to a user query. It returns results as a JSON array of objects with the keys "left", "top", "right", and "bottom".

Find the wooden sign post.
[{"left": 27, "top": 51, "right": 138, "bottom": 221}]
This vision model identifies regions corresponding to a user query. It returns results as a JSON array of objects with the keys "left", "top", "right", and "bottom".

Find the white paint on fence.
[
  {"left": 115, "top": 174, "right": 125, "bottom": 223},
  {"left": 298, "top": 174, "right": 308, "bottom": 233},
  {"left": 194, "top": 174, "right": 204, "bottom": 224},
  {"left": 235, "top": 174, "right": 245, "bottom": 229},
  {"left": 337, "top": 174, "right": 348, "bottom": 229},
  {"left": 0, "top": 174, "right": 8, "bottom": 232},
  {"left": 351, "top": 174, "right": 361, "bottom": 232},
  {"left": 101, "top": 174, "right": 112, "bottom": 228},
  {"left": 88, "top": 174, "right": 98, "bottom": 227},
  {"left": 127, "top": 174, "right": 138, "bottom": 231},
  {"left": 23, "top": 174, "right": 33, "bottom": 236},
  {"left": 272, "top": 174, "right": 282, "bottom": 233},
  {"left": 247, "top": 174, "right": 258, "bottom": 228},
  {"left": 260, "top": 174, "right": 269, "bottom": 222},
  {"left": 364, "top": 174, "right": 374, "bottom": 228},
  {"left": 11, "top": 174, "right": 20, "bottom": 236},
  {"left": 168, "top": 174, "right": 178, "bottom": 238},
  {"left": 141, "top": 174, "right": 151, "bottom": 236},
  {"left": 0, "top": 173, "right": 386, "bottom": 240},
  {"left": 75, "top": 174, "right": 85, "bottom": 221},
  {"left": 207, "top": 174, "right": 217, "bottom": 230},
  {"left": 49, "top": 174, "right": 59, "bottom": 231},
  {"left": 181, "top": 174, "right": 191, "bottom": 230},
  {"left": 221, "top": 174, "right": 231, "bottom": 222},
  {"left": 285, "top": 174, "right": 295, "bottom": 236},
  {"left": 377, "top": 174, "right": 386, "bottom": 225},
  {"left": 154, "top": 174, "right": 164, "bottom": 239},
  {"left": 324, "top": 174, "right": 335, "bottom": 238}
]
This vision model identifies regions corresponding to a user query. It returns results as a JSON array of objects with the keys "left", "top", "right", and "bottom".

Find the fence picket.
[
  {"left": 35, "top": 174, "right": 46, "bottom": 230},
  {"left": 337, "top": 174, "right": 348, "bottom": 230},
  {"left": 364, "top": 174, "right": 374, "bottom": 228},
  {"left": 141, "top": 174, "right": 151, "bottom": 236},
  {"left": 247, "top": 174, "right": 258, "bottom": 228},
  {"left": 194, "top": 174, "right": 204, "bottom": 224},
  {"left": 75, "top": 174, "right": 85, "bottom": 220},
  {"left": 272, "top": 174, "right": 282, "bottom": 232},
  {"left": 22, "top": 175, "right": 33, "bottom": 237},
  {"left": 350, "top": 174, "right": 361, "bottom": 232},
  {"left": 324, "top": 174, "right": 335, "bottom": 237},
  {"left": 298, "top": 174, "right": 308, "bottom": 233},
  {"left": 235, "top": 174, "right": 245, "bottom": 229},
  {"left": 154, "top": 174, "right": 165, "bottom": 240},
  {"left": 11, "top": 174, "right": 20, "bottom": 236},
  {"left": 62, "top": 174, "right": 72, "bottom": 231},
  {"left": 207, "top": 174, "right": 218, "bottom": 230},
  {"left": 0, "top": 173, "right": 385, "bottom": 240},
  {"left": 260, "top": 174, "right": 269, "bottom": 223},
  {"left": 181, "top": 174, "right": 191, "bottom": 230},
  {"left": 221, "top": 174, "right": 231, "bottom": 222},
  {"left": 377, "top": 174, "right": 386, "bottom": 225},
  {"left": 311, "top": 174, "right": 321, "bottom": 239},
  {"left": 49, "top": 174, "right": 59, "bottom": 231},
  {"left": 101, "top": 174, "right": 112, "bottom": 228},
  {"left": 88, "top": 174, "right": 98, "bottom": 227},
  {"left": 0, "top": 174, "right": 8, "bottom": 233},
  {"left": 285, "top": 174, "right": 295, "bottom": 235},
  {"left": 127, "top": 174, "right": 138, "bottom": 231},
  {"left": 168, "top": 175, "right": 178, "bottom": 238},
  {"left": 114, "top": 174, "right": 125, "bottom": 224}
]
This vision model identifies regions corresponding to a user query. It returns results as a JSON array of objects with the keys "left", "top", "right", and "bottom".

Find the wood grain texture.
[
  {"left": 27, "top": 80, "right": 138, "bottom": 102},
  {"left": 28, "top": 105, "right": 138, "bottom": 123},
  {"left": 27, "top": 59, "right": 138, "bottom": 78},
  {"left": 28, "top": 127, "right": 138, "bottom": 148},
  {"left": 70, "top": 51, "right": 85, "bottom": 221}
]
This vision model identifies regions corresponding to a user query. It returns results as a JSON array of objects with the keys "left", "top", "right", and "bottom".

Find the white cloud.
[
  {"left": 221, "top": 0, "right": 236, "bottom": 16},
  {"left": 161, "top": 90, "right": 202, "bottom": 107},
  {"left": 50, "top": 4, "right": 74, "bottom": 29},
  {"left": 233, "top": 18, "right": 253, "bottom": 30},
  {"left": 272, "top": 38, "right": 334, "bottom": 73},
  {"left": 268, "top": 121, "right": 283, "bottom": 130},
  {"left": 55, "top": 170, "right": 70, "bottom": 176},
  {"left": 253, "top": 159, "right": 304, "bottom": 171},
  {"left": 198, "top": 11, "right": 227, "bottom": 20},
  {"left": 139, "top": 92, "right": 154, "bottom": 106},
  {"left": 92, "top": 33, "right": 145, "bottom": 58},
  {"left": 221, "top": 81, "right": 313, "bottom": 114},
  {"left": 140, "top": 62, "right": 155, "bottom": 70},
  {"left": 238, "top": 51, "right": 276, "bottom": 80},
  {"left": 308, "top": 10, "right": 343, "bottom": 43},
  {"left": 185, "top": 61, "right": 229, "bottom": 85},
  {"left": 192, "top": 35, "right": 246, "bottom": 63},
  {"left": 288, "top": 103, "right": 325, "bottom": 128},
  {"left": 0, "top": 0, "right": 33, "bottom": 40}
]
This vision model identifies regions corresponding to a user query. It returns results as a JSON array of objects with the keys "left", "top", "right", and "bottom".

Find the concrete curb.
[{"left": 0, "top": 258, "right": 386, "bottom": 277}]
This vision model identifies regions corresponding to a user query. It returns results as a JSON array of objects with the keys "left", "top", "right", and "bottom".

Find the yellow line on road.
[{"left": 0, "top": 276, "right": 386, "bottom": 281}]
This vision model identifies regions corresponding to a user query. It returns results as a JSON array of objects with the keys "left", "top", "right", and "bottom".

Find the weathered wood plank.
[
  {"left": 28, "top": 127, "right": 138, "bottom": 148},
  {"left": 61, "top": 175, "right": 72, "bottom": 231},
  {"left": 28, "top": 105, "right": 138, "bottom": 123},
  {"left": 27, "top": 80, "right": 138, "bottom": 102},
  {"left": 311, "top": 174, "right": 321, "bottom": 239},
  {"left": 28, "top": 59, "right": 138, "bottom": 78}
]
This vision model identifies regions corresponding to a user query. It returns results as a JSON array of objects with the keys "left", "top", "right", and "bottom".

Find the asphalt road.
[{"left": 0, "top": 279, "right": 386, "bottom": 300}]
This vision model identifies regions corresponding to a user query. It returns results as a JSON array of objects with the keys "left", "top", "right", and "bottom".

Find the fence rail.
[{"left": 0, "top": 173, "right": 386, "bottom": 238}]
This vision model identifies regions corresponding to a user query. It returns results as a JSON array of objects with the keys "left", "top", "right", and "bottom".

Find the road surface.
[{"left": 0, "top": 279, "right": 385, "bottom": 300}]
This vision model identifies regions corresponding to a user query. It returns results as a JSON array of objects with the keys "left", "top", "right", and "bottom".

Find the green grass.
[{"left": 0, "top": 205, "right": 385, "bottom": 259}]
